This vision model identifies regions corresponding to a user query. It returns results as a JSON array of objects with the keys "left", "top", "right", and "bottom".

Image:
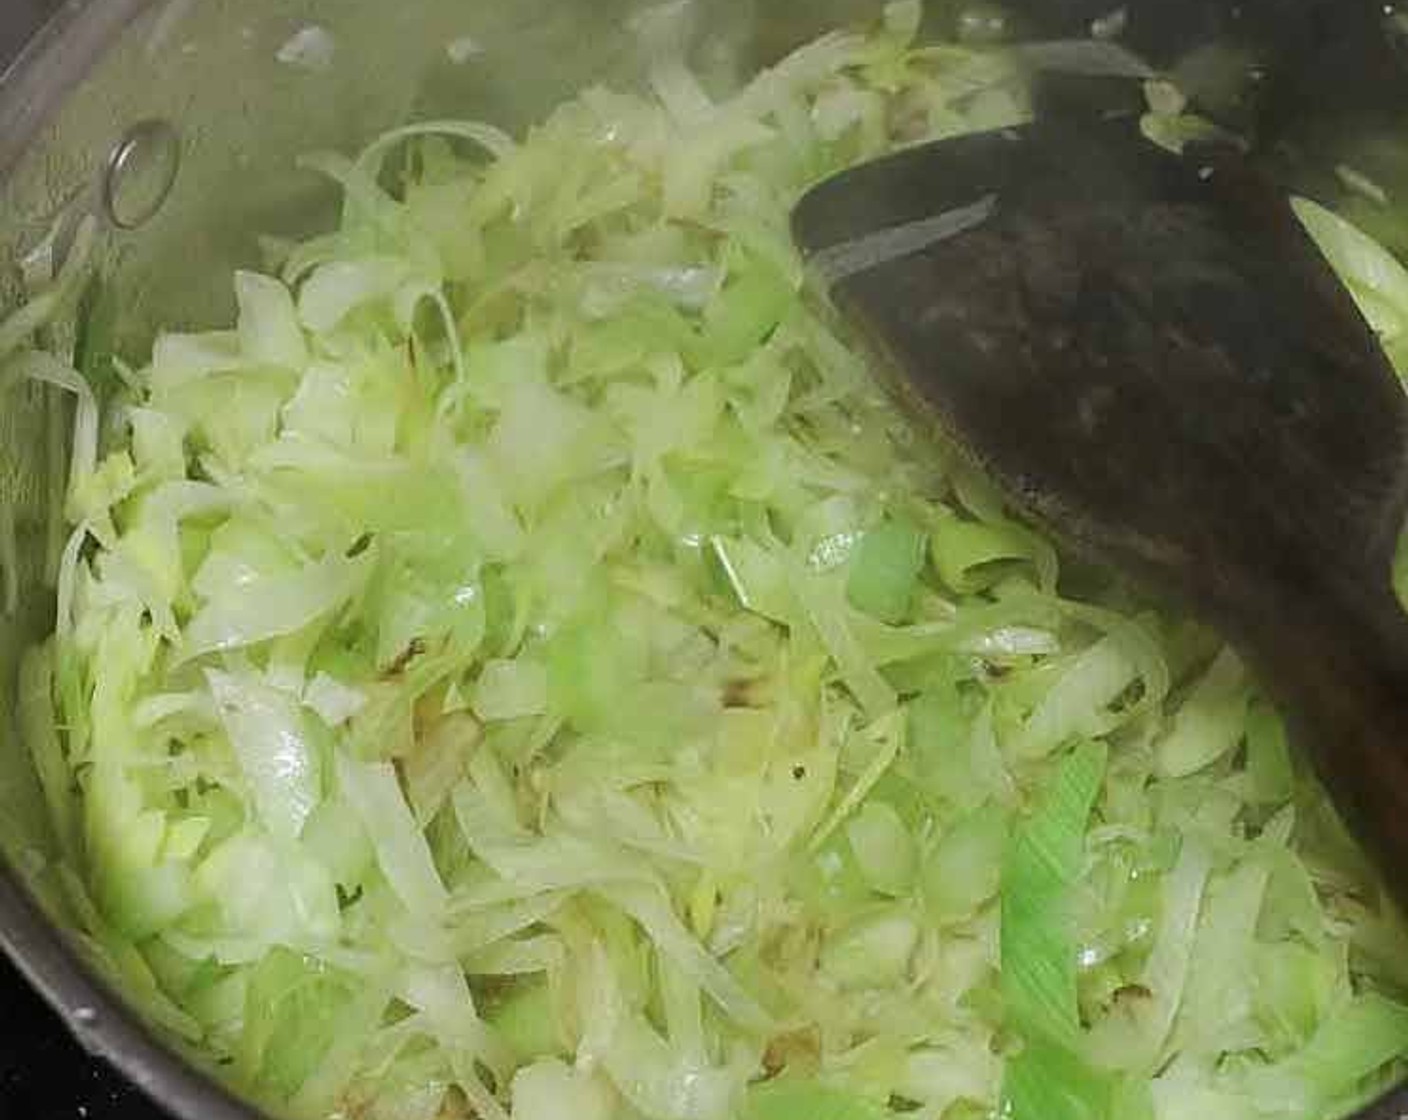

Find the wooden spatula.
[{"left": 792, "top": 116, "right": 1408, "bottom": 893}]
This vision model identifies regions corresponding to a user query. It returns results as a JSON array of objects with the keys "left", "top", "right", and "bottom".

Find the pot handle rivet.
[{"left": 102, "top": 119, "right": 180, "bottom": 231}]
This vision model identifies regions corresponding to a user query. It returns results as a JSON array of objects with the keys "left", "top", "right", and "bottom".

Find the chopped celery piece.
[
  {"left": 1002, "top": 741, "right": 1107, "bottom": 1050},
  {"left": 743, "top": 1079, "right": 890, "bottom": 1120},
  {"left": 930, "top": 515, "right": 1048, "bottom": 595},
  {"left": 846, "top": 519, "right": 926, "bottom": 624}
]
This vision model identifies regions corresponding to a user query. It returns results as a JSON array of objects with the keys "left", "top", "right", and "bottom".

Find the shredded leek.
[{"left": 6, "top": 6, "right": 1408, "bottom": 1120}]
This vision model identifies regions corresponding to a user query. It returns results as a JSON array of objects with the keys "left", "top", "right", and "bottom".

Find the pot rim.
[
  {"left": 0, "top": 865, "right": 261, "bottom": 1120},
  {"left": 0, "top": 16, "right": 263, "bottom": 1120},
  {"left": 0, "top": 0, "right": 151, "bottom": 175}
]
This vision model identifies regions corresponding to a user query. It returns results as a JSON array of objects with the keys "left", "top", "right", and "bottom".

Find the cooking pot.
[{"left": 1, "top": 2, "right": 1407, "bottom": 1119}]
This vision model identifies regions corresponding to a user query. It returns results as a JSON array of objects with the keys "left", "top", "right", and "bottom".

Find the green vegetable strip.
[
  {"left": 1245, "top": 700, "right": 1296, "bottom": 805},
  {"left": 1002, "top": 741, "right": 1108, "bottom": 1049},
  {"left": 846, "top": 519, "right": 927, "bottom": 624},
  {"left": 1086, "top": 839, "right": 1212, "bottom": 1074},
  {"left": 929, "top": 514, "right": 1048, "bottom": 595},
  {"left": 1001, "top": 741, "right": 1109, "bottom": 1119},
  {"left": 1396, "top": 525, "right": 1408, "bottom": 612},
  {"left": 1155, "top": 648, "right": 1249, "bottom": 778},
  {"left": 1249, "top": 994, "right": 1408, "bottom": 1117},
  {"left": 1004, "top": 1035, "right": 1113, "bottom": 1120},
  {"left": 742, "top": 1079, "right": 890, "bottom": 1120},
  {"left": 1292, "top": 197, "right": 1408, "bottom": 344},
  {"left": 19, "top": 642, "right": 79, "bottom": 863}
]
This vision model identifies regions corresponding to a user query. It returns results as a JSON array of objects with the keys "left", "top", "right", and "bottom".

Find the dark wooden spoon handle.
[
  {"left": 1245, "top": 577, "right": 1408, "bottom": 881},
  {"left": 792, "top": 114, "right": 1408, "bottom": 901}
]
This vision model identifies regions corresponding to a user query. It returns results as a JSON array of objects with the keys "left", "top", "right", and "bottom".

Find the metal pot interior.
[{"left": 0, "top": 2, "right": 1406, "bottom": 1118}]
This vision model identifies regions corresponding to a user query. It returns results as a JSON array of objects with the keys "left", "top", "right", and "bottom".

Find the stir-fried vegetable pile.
[{"left": 6, "top": 5, "right": 1408, "bottom": 1120}]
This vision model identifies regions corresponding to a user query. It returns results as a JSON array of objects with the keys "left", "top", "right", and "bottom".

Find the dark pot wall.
[{"left": 0, "top": 0, "right": 61, "bottom": 72}]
